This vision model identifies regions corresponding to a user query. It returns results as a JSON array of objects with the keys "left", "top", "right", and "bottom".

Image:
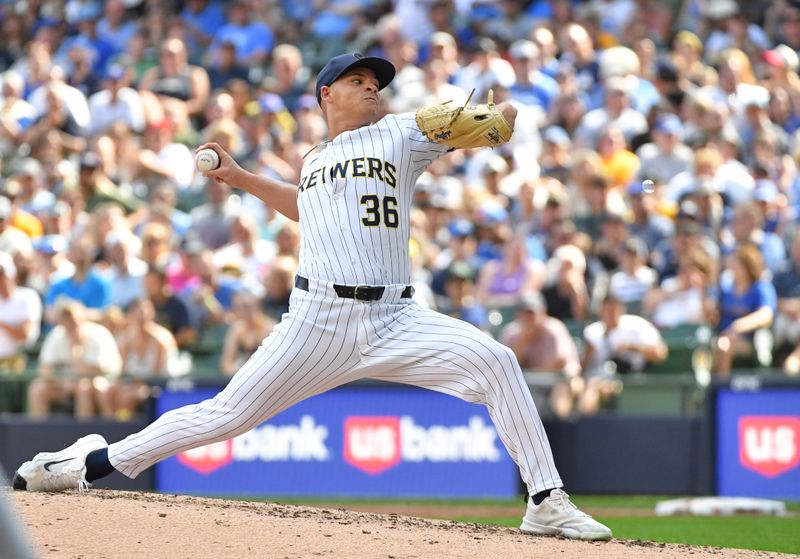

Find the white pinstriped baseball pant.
[{"left": 108, "top": 277, "right": 563, "bottom": 495}]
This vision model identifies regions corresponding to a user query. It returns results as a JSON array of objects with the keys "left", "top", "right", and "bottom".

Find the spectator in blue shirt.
[
  {"left": 96, "top": 0, "right": 138, "bottom": 55},
  {"left": 44, "top": 235, "right": 111, "bottom": 325},
  {"left": 508, "top": 40, "right": 559, "bottom": 113},
  {"left": 180, "top": 0, "right": 227, "bottom": 60},
  {"left": 206, "top": 1, "right": 274, "bottom": 68},
  {"left": 712, "top": 242, "right": 777, "bottom": 376}
]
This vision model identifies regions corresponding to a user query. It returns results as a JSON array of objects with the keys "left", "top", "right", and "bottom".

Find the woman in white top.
[{"left": 110, "top": 298, "right": 178, "bottom": 419}]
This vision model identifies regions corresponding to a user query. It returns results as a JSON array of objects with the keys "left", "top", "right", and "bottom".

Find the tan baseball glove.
[{"left": 415, "top": 90, "right": 514, "bottom": 149}]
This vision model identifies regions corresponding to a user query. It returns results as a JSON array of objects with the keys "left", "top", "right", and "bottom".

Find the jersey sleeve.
[{"left": 394, "top": 112, "right": 451, "bottom": 174}]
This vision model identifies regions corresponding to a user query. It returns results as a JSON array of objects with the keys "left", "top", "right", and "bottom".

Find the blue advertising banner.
[
  {"left": 716, "top": 387, "right": 800, "bottom": 499},
  {"left": 155, "top": 384, "right": 519, "bottom": 498}
]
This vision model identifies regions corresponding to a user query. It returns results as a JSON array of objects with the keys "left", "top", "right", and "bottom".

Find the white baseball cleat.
[
  {"left": 520, "top": 488, "right": 613, "bottom": 541},
  {"left": 12, "top": 434, "right": 108, "bottom": 492}
]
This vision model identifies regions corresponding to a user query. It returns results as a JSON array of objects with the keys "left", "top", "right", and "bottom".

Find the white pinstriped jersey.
[{"left": 296, "top": 112, "right": 450, "bottom": 285}]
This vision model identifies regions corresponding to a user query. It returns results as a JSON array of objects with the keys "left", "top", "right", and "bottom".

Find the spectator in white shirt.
[
  {"left": 88, "top": 64, "right": 145, "bottom": 136},
  {"left": 579, "top": 295, "right": 668, "bottom": 414},
  {"left": 0, "top": 252, "right": 41, "bottom": 374},
  {"left": 28, "top": 300, "right": 122, "bottom": 419},
  {"left": 574, "top": 76, "right": 648, "bottom": 149}
]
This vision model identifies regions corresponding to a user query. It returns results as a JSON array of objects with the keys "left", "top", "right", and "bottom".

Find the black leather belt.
[{"left": 295, "top": 275, "right": 414, "bottom": 301}]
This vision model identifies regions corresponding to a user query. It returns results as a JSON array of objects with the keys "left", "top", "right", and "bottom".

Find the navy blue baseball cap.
[{"left": 315, "top": 53, "right": 396, "bottom": 105}]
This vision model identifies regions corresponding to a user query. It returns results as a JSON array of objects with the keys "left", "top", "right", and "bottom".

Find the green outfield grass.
[
  {"left": 455, "top": 496, "right": 800, "bottom": 556},
  {"left": 261, "top": 495, "right": 800, "bottom": 555}
]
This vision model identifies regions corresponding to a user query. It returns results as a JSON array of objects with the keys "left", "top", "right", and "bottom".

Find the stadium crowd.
[{"left": 1, "top": 0, "right": 800, "bottom": 420}]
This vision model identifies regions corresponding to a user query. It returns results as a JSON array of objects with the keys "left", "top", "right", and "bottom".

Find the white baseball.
[{"left": 196, "top": 148, "right": 220, "bottom": 172}]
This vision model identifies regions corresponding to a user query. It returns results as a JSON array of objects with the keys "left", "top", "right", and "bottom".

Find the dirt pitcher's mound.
[{"left": 8, "top": 491, "right": 794, "bottom": 559}]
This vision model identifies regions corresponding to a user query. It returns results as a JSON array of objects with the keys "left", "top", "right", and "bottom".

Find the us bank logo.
[
  {"left": 343, "top": 415, "right": 502, "bottom": 475},
  {"left": 738, "top": 416, "right": 800, "bottom": 478}
]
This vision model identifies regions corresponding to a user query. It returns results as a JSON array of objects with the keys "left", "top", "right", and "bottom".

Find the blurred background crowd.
[{"left": 1, "top": 0, "right": 800, "bottom": 421}]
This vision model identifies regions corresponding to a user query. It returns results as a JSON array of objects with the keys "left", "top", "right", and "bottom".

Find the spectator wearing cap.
[
  {"left": 76, "top": 151, "right": 141, "bottom": 214},
  {"left": 0, "top": 197, "right": 33, "bottom": 257},
  {"left": 573, "top": 75, "right": 648, "bottom": 149},
  {"left": 29, "top": 298, "right": 121, "bottom": 419},
  {"left": 500, "top": 291, "right": 581, "bottom": 418},
  {"left": 508, "top": 40, "right": 559, "bottom": 114},
  {"left": 0, "top": 252, "right": 42, "bottom": 374},
  {"left": 29, "top": 235, "right": 73, "bottom": 296},
  {"left": 0, "top": 70, "right": 37, "bottom": 159},
  {"left": 425, "top": 28, "right": 462, "bottom": 79},
  {"left": 137, "top": 119, "right": 196, "bottom": 191},
  {"left": 431, "top": 219, "right": 478, "bottom": 296},
  {"left": 607, "top": 237, "right": 657, "bottom": 308},
  {"left": 140, "top": 37, "right": 210, "bottom": 117},
  {"left": 763, "top": 44, "right": 800, "bottom": 105},
  {"left": 635, "top": 113, "right": 693, "bottom": 184},
  {"left": 542, "top": 244, "right": 590, "bottom": 322},
  {"left": 539, "top": 126, "right": 572, "bottom": 183},
  {"left": 671, "top": 31, "right": 706, "bottom": 85},
  {"left": 207, "top": 40, "right": 250, "bottom": 90},
  {"left": 627, "top": 180, "right": 673, "bottom": 251},
  {"left": 206, "top": 1, "right": 274, "bottom": 68},
  {"left": 711, "top": 242, "right": 777, "bottom": 377},
  {"left": 43, "top": 235, "right": 111, "bottom": 325},
  {"left": 441, "top": 259, "right": 487, "bottom": 330},
  {"left": 87, "top": 64, "right": 145, "bottom": 136}
]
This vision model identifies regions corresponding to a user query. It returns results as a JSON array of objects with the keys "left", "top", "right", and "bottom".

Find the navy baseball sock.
[
  {"left": 531, "top": 488, "right": 554, "bottom": 505},
  {"left": 85, "top": 448, "right": 116, "bottom": 483}
]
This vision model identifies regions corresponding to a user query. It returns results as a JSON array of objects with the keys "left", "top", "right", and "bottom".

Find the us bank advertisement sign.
[
  {"left": 155, "top": 385, "right": 518, "bottom": 498},
  {"left": 717, "top": 387, "right": 800, "bottom": 498}
]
